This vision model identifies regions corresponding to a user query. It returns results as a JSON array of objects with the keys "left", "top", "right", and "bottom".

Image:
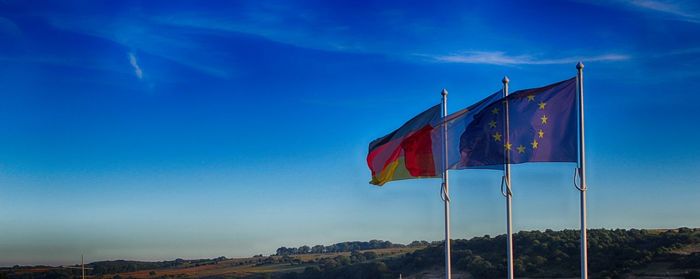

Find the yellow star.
[
  {"left": 491, "top": 107, "right": 500, "bottom": 114},
  {"left": 488, "top": 120, "right": 497, "bottom": 128},
  {"left": 538, "top": 129, "right": 544, "bottom": 138},
  {"left": 540, "top": 115, "right": 548, "bottom": 124},
  {"left": 504, "top": 142, "right": 512, "bottom": 150},
  {"left": 527, "top": 95, "right": 535, "bottom": 101},
  {"left": 492, "top": 132, "right": 502, "bottom": 142},
  {"left": 531, "top": 139, "right": 539, "bottom": 149},
  {"left": 538, "top": 101, "right": 546, "bottom": 110},
  {"left": 517, "top": 145, "right": 526, "bottom": 153}
]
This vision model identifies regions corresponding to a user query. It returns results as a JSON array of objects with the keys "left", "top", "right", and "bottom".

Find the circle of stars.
[{"left": 488, "top": 93, "right": 550, "bottom": 159}]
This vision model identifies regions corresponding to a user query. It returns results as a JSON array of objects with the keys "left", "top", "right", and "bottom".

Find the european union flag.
[{"left": 454, "top": 77, "right": 578, "bottom": 169}]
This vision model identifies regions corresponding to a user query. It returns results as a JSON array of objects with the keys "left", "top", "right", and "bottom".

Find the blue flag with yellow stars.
[{"left": 453, "top": 77, "right": 577, "bottom": 169}]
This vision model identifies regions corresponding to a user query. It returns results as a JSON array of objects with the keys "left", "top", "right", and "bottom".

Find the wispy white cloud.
[
  {"left": 128, "top": 52, "right": 143, "bottom": 79},
  {"left": 430, "top": 51, "right": 629, "bottom": 66},
  {"left": 43, "top": 9, "right": 631, "bottom": 74},
  {"left": 150, "top": 14, "right": 366, "bottom": 54},
  {"left": 45, "top": 16, "right": 235, "bottom": 79},
  {"left": 604, "top": 0, "right": 700, "bottom": 23},
  {"left": 630, "top": 0, "right": 688, "bottom": 15}
]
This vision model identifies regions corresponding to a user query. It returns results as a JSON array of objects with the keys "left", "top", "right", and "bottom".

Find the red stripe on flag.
[
  {"left": 367, "top": 124, "right": 437, "bottom": 178},
  {"left": 401, "top": 125, "right": 436, "bottom": 176}
]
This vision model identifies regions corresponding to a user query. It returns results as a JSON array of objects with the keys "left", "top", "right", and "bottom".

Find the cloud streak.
[
  {"left": 150, "top": 14, "right": 366, "bottom": 54},
  {"left": 431, "top": 51, "right": 629, "bottom": 66},
  {"left": 45, "top": 16, "right": 236, "bottom": 79},
  {"left": 128, "top": 52, "right": 143, "bottom": 79},
  {"left": 613, "top": 0, "right": 700, "bottom": 23}
]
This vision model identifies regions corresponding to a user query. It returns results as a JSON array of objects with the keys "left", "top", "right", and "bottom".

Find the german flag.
[{"left": 367, "top": 105, "right": 442, "bottom": 185}]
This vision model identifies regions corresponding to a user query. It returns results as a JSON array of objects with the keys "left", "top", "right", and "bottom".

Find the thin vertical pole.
[
  {"left": 576, "top": 62, "right": 588, "bottom": 279},
  {"left": 441, "top": 88, "right": 451, "bottom": 279},
  {"left": 82, "top": 254, "right": 85, "bottom": 279},
  {"left": 502, "top": 76, "right": 514, "bottom": 279}
]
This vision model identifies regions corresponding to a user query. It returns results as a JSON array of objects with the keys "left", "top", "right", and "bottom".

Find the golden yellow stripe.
[{"left": 371, "top": 157, "right": 413, "bottom": 186}]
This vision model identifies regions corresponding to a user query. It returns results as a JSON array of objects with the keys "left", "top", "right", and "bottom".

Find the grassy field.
[
  {"left": 99, "top": 247, "right": 421, "bottom": 279},
  {"left": 4, "top": 229, "right": 699, "bottom": 279}
]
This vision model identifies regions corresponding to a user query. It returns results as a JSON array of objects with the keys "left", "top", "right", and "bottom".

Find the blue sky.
[{"left": 1, "top": 0, "right": 700, "bottom": 266}]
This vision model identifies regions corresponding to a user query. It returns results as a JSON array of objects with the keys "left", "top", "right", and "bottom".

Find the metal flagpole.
[
  {"left": 502, "top": 76, "right": 514, "bottom": 279},
  {"left": 440, "top": 88, "right": 452, "bottom": 279},
  {"left": 82, "top": 254, "right": 85, "bottom": 279},
  {"left": 575, "top": 62, "right": 588, "bottom": 279}
]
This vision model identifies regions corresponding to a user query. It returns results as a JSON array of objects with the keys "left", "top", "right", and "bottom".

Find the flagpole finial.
[
  {"left": 577, "top": 61, "right": 584, "bottom": 70},
  {"left": 502, "top": 76, "right": 510, "bottom": 85},
  {"left": 441, "top": 88, "right": 448, "bottom": 96}
]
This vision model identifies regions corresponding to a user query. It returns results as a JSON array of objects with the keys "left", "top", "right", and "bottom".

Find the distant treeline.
[
  {"left": 0, "top": 257, "right": 230, "bottom": 279},
  {"left": 88, "top": 257, "right": 227, "bottom": 275},
  {"left": 270, "top": 228, "right": 700, "bottom": 279},
  {"left": 275, "top": 240, "right": 431, "bottom": 256},
  {"left": 4, "top": 228, "right": 700, "bottom": 279}
]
